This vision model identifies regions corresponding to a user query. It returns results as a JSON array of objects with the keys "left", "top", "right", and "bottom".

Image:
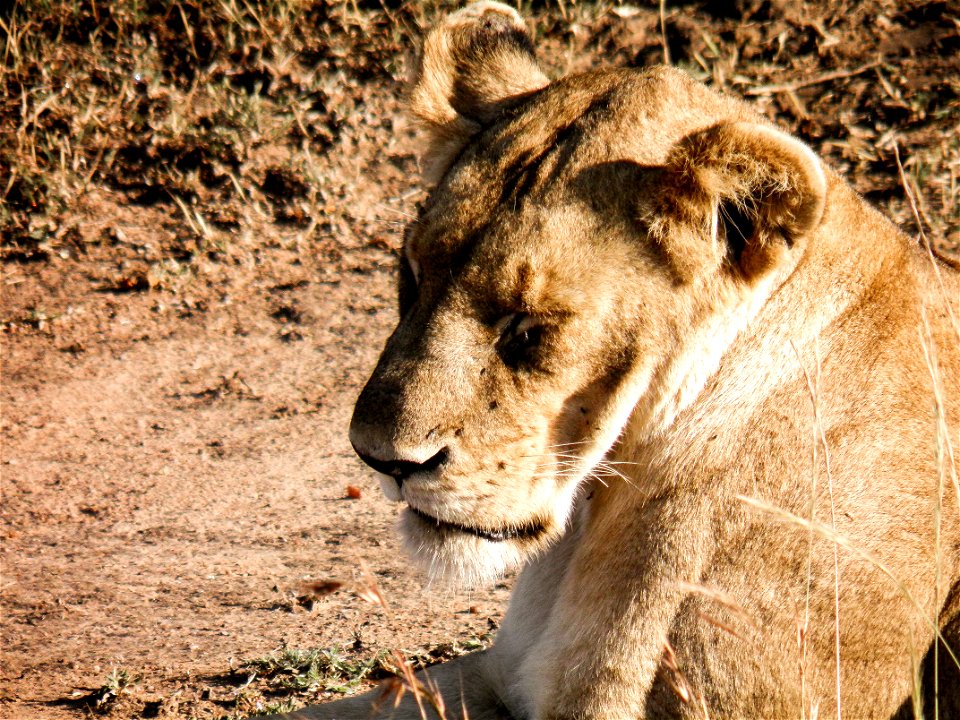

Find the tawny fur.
[{"left": 269, "top": 3, "right": 960, "bottom": 719}]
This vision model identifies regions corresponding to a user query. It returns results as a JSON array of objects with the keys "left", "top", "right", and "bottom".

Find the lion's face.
[
  {"left": 349, "top": 3, "right": 825, "bottom": 583},
  {"left": 352, "top": 172, "right": 681, "bottom": 582}
]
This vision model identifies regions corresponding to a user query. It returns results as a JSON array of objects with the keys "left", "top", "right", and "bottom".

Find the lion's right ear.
[
  {"left": 410, "top": 2, "right": 549, "bottom": 183},
  {"left": 644, "top": 121, "right": 827, "bottom": 283}
]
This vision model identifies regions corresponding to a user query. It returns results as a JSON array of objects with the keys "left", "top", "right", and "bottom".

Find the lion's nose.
[{"left": 352, "top": 445, "right": 448, "bottom": 486}]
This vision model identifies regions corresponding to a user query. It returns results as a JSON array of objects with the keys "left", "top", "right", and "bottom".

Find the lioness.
[{"left": 273, "top": 3, "right": 960, "bottom": 718}]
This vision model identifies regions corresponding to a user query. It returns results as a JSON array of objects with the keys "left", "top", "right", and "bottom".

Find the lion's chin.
[{"left": 398, "top": 506, "right": 550, "bottom": 586}]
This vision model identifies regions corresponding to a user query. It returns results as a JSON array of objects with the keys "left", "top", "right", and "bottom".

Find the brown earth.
[{"left": 1, "top": 1, "right": 958, "bottom": 718}]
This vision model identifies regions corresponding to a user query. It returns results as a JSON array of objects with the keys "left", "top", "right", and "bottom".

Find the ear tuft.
[
  {"left": 649, "top": 121, "right": 827, "bottom": 282},
  {"left": 410, "top": 2, "right": 549, "bottom": 183}
]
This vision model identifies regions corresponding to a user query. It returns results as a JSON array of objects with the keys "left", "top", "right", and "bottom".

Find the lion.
[{"left": 270, "top": 3, "right": 960, "bottom": 718}]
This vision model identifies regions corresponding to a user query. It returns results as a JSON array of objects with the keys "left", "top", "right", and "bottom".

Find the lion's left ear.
[
  {"left": 646, "top": 121, "right": 827, "bottom": 282},
  {"left": 410, "top": 2, "right": 549, "bottom": 183}
]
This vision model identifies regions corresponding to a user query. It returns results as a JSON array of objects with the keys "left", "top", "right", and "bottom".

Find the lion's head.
[{"left": 349, "top": 2, "right": 826, "bottom": 584}]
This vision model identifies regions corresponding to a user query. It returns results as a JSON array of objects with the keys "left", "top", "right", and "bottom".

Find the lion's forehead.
[{"left": 409, "top": 67, "right": 753, "bottom": 266}]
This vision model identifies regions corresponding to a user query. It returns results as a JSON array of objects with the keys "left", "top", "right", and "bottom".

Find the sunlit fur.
[{"left": 276, "top": 3, "right": 960, "bottom": 719}]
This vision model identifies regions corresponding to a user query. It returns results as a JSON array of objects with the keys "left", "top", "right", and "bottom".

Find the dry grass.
[
  {"left": 791, "top": 341, "right": 842, "bottom": 719},
  {"left": 0, "top": 0, "right": 447, "bottom": 289},
  {"left": 899, "top": 142, "right": 960, "bottom": 720},
  {"left": 2, "top": 0, "right": 957, "bottom": 280},
  {"left": 739, "top": 496, "right": 960, "bottom": 670}
]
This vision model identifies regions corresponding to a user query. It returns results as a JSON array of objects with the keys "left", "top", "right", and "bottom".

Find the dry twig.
[{"left": 744, "top": 62, "right": 881, "bottom": 96}]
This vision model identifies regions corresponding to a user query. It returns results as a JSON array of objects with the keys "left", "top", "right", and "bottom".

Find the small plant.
[
  {"left": 231, "top": 691, "right": 302, "bottom": 719},
  {"left": 241, "top": 645, "right": 390, "bottom": 695},
  {"left": 89, "top": 667, "right": 139, "bottom": 710}
]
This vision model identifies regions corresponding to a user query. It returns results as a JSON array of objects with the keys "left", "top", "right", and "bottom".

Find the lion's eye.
[{"left": 496, "top": 313, "right": 543, "bottom": 369}]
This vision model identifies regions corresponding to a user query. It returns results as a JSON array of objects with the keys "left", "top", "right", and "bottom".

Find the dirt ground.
[{"left": 1, "top": 1, "right": 958, "bottom": 718}]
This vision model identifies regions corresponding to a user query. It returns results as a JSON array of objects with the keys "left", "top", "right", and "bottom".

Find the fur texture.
[{"left": 269, "top": 3, "right": 960, "bottom": 719}]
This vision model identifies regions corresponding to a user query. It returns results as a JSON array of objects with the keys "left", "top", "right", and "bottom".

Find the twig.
[
  {"left": 744, "top": 61, "right": 881, "bottom": 96},
  {"left": 659, "top": 0, "right": 671, "bottom": 66}
]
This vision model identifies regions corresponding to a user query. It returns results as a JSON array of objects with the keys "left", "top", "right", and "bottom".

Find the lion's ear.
[
  {"left": 648, "top": 122, "right": 827, "bottom": 282},
  {"left": 410, "top": 2, "right": 549, "bottom": 183}
]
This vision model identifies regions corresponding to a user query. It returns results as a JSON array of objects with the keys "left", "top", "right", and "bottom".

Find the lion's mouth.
[{"left": 407, "top": 506, "right": 545, "bottom": 543}]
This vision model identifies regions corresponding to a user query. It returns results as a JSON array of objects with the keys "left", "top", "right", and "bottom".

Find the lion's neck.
[
  {"left": 640, "top": 271, "right": 786, "bottom": 438},
  {"left": 626, "top": 182, "right": 893, "bottom": 448}
]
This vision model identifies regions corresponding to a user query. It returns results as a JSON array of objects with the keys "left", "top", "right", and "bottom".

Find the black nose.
[{"left": 352, "top": 446, "right": 448, "bottom": 486}]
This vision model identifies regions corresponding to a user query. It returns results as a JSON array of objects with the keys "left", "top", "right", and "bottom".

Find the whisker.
[{"left": 592, "top": 462, "right": 640, "bottom": 490}]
